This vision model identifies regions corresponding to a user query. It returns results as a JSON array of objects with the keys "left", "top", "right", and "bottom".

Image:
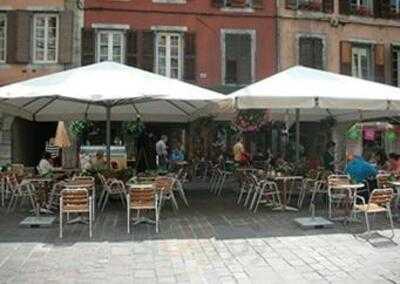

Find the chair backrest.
[
  {"left": 129, "top": 187, "right": 157, "bottom": 209},
  {"left": 368, "top": 188, "right": 393, "bottom": 206},
  {"left": 73, "top": 176, "right": 95, "bottom": 183},
  {"left": 154, "top": 177, "right": 175, "bottom": 192},
  {"left": 327, "top": 175, "right": 351, "bottom": 187},
  {"left": 6, "top": 174, "right": 19, "bottom": 189},
  {"left": 376, "top": 174, "right": 391, "bottom": 189},
  {"left": 61, "top": 188, "right": 89, "bottom": 212}
]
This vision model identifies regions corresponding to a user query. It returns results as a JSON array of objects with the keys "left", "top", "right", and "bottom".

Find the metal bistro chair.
[
  {"left": 59, "top": 188, "right": 93, "bottom": 239},
  {"left": 376, "top": 174, "right": 391, "bottom": 189},
  {"left": 327, "top": 175, "right": 352, "bottom": 220},
  {"left": 97, "top": 174, "right": 126, "bottom": 211},
  {"left": 0, "top": 172, "right": 9, "bottom": 207},
  {"left": 354, "top": 188, "right": 395, "bottom": 239},
  {"left": 127, "top": 185, "right": 160, "bottom": 234},
  {"left": 237, "top": 171, "right": 253, "bottom": 205},
  {"left": 252, "top": 180, "right": 282, "bottom": 213},
  {"left": 297, "top": 170, "right": 322, "bottom": 208},
  {"left": 155, "top": 177, "right": 179, "bottom": 211},
  {"left": 208, "top": 164, "right": 222, "bottom": 193},
  {"left": 171, "top": 168, "right": 189, "bottom": 207},
  {"left": 7, "top": 174, "right": 37, "bottom": 213},
  {"left": 66, "top": 178, "right": 96, "bottom": 219}
]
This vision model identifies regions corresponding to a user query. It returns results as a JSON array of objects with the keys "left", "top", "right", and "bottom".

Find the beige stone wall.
[
  {"left": 0, "top": 0, "right": 65, "bottom": 9},
  {"left": 277, "top": 0, "right": 400, "bottom": 84}
]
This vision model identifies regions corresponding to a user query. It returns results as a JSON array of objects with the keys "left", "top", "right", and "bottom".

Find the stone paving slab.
[{"left": 1, "top": 182, "right": 400, "bottom": 283}]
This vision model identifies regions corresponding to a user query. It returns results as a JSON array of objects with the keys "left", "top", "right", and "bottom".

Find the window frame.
[
  {"left": 96, "top": 30, "right": 125, "bottom": 64},
  {"left": 221, "top": 29, "right": 256, "bottom": 86},
  {"left": 155, "top": 32, "right": 183, "bottom": 80},
  {"left": 351, "top": 45, "right": 372, "bottom": 80},
  {"left": 33, "top": 13, "right": 59, "bottom": 64},
  {"left": 391, "top": 0, "right": 400, "bottom": 13}
]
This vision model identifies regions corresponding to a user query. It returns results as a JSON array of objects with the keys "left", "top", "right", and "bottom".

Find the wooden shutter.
[
  {"left": 299, "top": 38, "right": 314, "bottom": 68},
  {"left": 373, "top": 0, "right": 382, "bottom": 18},
  {"left": 340, "top": 41, "right": 352, "bottom": 75},
  {"left": 339, "top": 0, "right": 350, "bottom": 15},
  {"left": 314, "top": 39, "right": 323, "bottom": 69},
  {"left": 374, "top": 44, "right": 385, "bottom": 83},
  {"left": 212, "top": 0, "right": 225, "bottom": 8},
  {"left": 286, "top": 0, "right": 298, "bottom": 9},
  {"left": 58, "top": 11, "right": 74, "bottom": 64},
  {"left": 142, "top": 30, "right": 154, "bottom": 72},
  {"left": 391, "top": 45, "right": 399, "bottom": 86},
  {"left": 81, "top": 28, "right": 96, "bottom": 66},
  {"left": 253, "top": 0, "right": 263, "bottom": 9},
  {"left": 322, "top": 0, "right": 334, "bottom": 13},
  {"left": 184, "top": 32, "right": 196, "bottom": 82},
  {"left": 6, "top": 11, "right": 32, "bottom": 64},
  {"left": 125, "top": 30, "right": 138, "bottom": 67}
]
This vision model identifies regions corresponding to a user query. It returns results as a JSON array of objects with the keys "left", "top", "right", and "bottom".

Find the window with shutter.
[
  {"left": 96, "top": 30, "right": 125, "bottom": 63},
  {"left": 298, "top": 37, "right": 324, "bottom": 70},
  {"left": 340, "top": 41, "right": 352, "bottom": 75},
  {"left": 33, "top": 14, "right": 59, "bottom": 64},
  {"left": 351, "top": 45, "right": 372, "bottom": 80},
  {"left": 223, "top": 31, "right": 254, "bottom": 85},
  {"left": 391, "top": 45, "right": 400, "bottom": 86},
  {"left": 343, "top": 0, "right": 373, "bottom": 16},
  {"left": 81, "top": 28, "right": 96, "bottom": 66},
  {"left": 155, "top": 32, "right": 183, "bottom": 79},
  {"left": 0, "top": 13, "right": 6, "bottom": 63}
]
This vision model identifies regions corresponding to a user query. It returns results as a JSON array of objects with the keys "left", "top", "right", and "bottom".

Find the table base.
[
  {"left": 20, "top": 216, "right": 56, "bottom": 228},
  {"left": 294, "top": 217, "right": 334, "bottom": 230},
  {"left": 67, "top": 216, "right": 88, "bottom": 224},
  {"left": 131, "top": 217, "right": 155, "bottom": 225},
  {"left": 273, "top": 205, "right": 299, "bottom": 212}
]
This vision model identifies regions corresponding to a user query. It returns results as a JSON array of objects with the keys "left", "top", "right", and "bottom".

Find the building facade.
[
  {"left": 83, "top": 0, "right": 277, "bottom": 91},
  {"left": 0, "top": 0, "right": 83, "bottom": 165},
  {"left": 277, "top": 0, "right": 400, "bottom": 85}
]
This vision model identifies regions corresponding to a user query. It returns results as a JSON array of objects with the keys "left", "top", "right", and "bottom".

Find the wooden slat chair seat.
[
  {"left": 59, "top": 188, "right": 93, "bottom": 239},
  {"left": 126, "top": 186, "right": 159, "bottom": 234},
  {"left": 376, "top": 174, "right": 391, "bottom": 189},
  {"left": 354, "top": 188, "right": 395, "bottom": 239}
]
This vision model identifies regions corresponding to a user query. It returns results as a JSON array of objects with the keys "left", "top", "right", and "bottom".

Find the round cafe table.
[{"left": 273, "top": 176, "right": 303, "bottom": 212}]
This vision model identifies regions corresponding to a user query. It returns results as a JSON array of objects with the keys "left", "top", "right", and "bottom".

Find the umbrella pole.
[
  {"left": 106, "top": 106, "right": 111, "bottom": 169},
  {"left": 295, "top": 108, "right": 300, "bottom": 163}
]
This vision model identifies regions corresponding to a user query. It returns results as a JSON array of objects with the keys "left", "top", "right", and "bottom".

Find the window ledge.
[
  {"left": 0, "top": 63, "right": 10, "bottom": 70},
  {"left": 152, "top": 0, "right": 186, "bottom": 4},
  {"left": 220, "top": 7, "right": 255, "bottom": 13}
]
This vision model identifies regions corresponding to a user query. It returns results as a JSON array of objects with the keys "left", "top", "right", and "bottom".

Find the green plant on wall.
[{"left": 69, "top": 120, "right": 93, "bottom": 138}]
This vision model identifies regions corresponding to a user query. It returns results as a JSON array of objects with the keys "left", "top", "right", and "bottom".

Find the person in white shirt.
[
  {"left": 37, "top": 152, "right": 55, "bottom": 176},
  {"left": 156, "top": 135, "right": 168, "bottom": 170}
]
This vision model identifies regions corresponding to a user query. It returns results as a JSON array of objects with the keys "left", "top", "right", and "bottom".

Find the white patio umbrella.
[
  {"left": 226, "top": 66, "right": 400, "bottom": 161},
  {"left": 0, "top": 62, "right": 225, "bottom": 166}
]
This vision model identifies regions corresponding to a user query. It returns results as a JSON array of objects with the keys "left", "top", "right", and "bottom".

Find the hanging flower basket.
[
  {"left": 69, "top": 120, "right": 92, "bottom": 138},
  {"left": 234, "top": 109, "right": 270, "bottom": 133},
  {"left": 122, "top": 117, "right": 145, "bottom": 139}
]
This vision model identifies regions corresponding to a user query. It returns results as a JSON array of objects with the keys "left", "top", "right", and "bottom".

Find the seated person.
[
  {"left": 387, "top": 153, "right": 400, "bottom": 173},
  {"left": 90, "top": 151, "right": 107, "bottom": 171},
  {"left": 170, "top": 143, "right": 185, "bottom": 162},
  {"left": 37, "top": 152, "right": 56, "bottom": 176},
  {"left": 345, "top": 155, "right": 377, "bottom": 184}
]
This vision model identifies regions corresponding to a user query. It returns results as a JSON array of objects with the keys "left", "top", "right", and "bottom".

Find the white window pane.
[
  {"left": 100, "top": 33, "right": 108, "bottom": 44},
  {"left": 159, "top": 35, "right": 166, "bottom": 46},
  {"left": 48, "top": 17, "right": 57, "bottom": 28},
  {"left": 35, "top": 17, "right": 45, "bottom": 27},
  {"left": 171, "top": 57, "right": 179, "bottom": 68},
  {"left": 36, "top": 50, "right": 45, "bottom": 61},
  {"left": 171, "top": 68, "right": 179, "bottom": 79},
  {"left": 48, "top": 49, "right": 56, "bottom": 61}
]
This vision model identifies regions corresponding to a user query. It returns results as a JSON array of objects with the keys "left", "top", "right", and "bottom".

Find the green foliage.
[
  {"left": 386, "top": 130, "right": 397, "bottom": 142},
  {"left": 346, "top": 124, "right": 362, "bottom": 141},
  {"left": 70, "top": 120, "right": 92, "bottom": 137},
  {"left": 122, "top": 117, "right": 145, "bottom": 138}
]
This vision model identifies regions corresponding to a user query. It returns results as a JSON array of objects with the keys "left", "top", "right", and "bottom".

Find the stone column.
[{"left": 0, "top": 113, "right": 15, "bottom": 165}]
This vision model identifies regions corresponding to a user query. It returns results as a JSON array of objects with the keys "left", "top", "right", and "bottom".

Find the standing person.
[
  {"left": 45, "top": 137, "right": 60, "bottom": 167},
  {"left": 233, "top": 137, "right": 249, "bottom": 166},
  {"left": 156, "top": 135, "right": 169, "bottom": 171},
  {"left": 323, "top": 141, "right": 336, "bottom": 172}
]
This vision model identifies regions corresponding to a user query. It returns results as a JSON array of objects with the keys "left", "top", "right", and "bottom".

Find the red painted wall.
[{"left": 85, "top": 0, "right": 277, "bottom": 88}]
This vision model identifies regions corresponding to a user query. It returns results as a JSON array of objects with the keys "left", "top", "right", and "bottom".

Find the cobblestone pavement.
[{"left": 0, "top": 181, "right": 400, "bottom": 283}]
